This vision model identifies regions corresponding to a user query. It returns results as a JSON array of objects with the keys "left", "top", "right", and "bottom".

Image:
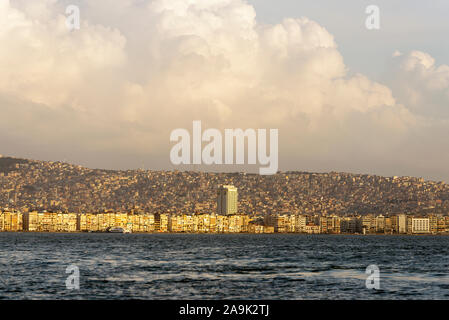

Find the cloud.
[
  {"left": 0, "top": 0, "right": 447, "bottom": 180},
  {"left": 0, "top": 0, "right": 127, "bottom": 110},
  {"left": 392, "top": 50, "right": 402, "bottom": 58},
  {"left": 391, "top": 50, "right": 449, "bottom": 118}
]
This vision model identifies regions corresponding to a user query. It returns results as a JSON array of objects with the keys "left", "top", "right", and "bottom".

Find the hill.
[{"left": 1, "top": 156, "right": 449, "bottom": 215}]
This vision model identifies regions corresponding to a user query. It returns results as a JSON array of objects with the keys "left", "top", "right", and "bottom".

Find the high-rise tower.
[{"left": 217, "top": 185, "right": 238, "bottom": 215}]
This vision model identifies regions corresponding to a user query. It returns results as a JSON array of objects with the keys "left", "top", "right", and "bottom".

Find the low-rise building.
[
  {"left": 0, "top": 211, "right": 23, "bottom": 232},
  {"left": 411, "top": 218, "right": 430, "bottom": 234},
  {"left": 304, "top": 224, "right": 320, "bottom": 234}
]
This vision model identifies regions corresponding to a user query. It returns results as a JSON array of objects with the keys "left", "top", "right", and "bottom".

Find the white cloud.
[
  {"left": 0, "top": 0, "right": 127, "bottom": 109},
  {"left": 392, "top": 50, "right": 402, "bottom": 58},
  {"left": 391, "top": 50, "right": 449, "bottom": 118},
  {"left": 1, "top": 0, "right": 447, "bottom": 180}
]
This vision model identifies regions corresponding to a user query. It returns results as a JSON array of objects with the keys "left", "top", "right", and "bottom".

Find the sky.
[
  {"left": 1, "top": 0, "right": 449, "bottom": 181},
  {"left": 248, "top": 0, "right": 449, "bottom": 80}
]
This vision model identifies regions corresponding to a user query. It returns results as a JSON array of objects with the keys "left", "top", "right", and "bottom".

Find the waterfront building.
[
  {"left": 196, "top": 214, "right": 214, "bottom": 233},
  {"left": 228, "top": 214, "right": 249, "bottom": 233},
  {"left": 385, "top": 217, "right": 393, "bottom": 233},
  {"left": 209, "top": 214, "right": 217, "bottom": 233},
  {"left": 442, "top": 216, "right": 449, "bottom": 233},
  {"left": 429, "top": 214, "right": 438, "bottom": 234},
  {"left": 411, "top": 218, "right": 430, "bottom": 234},
  {"left": 0, "top": 211, "right": 23, "bottom": 232},
  {"left": 264, "top": 214, "right": 280, "bottom": 232},
  {"left": 59, "top": 213, "right": 77, "bottom": 232},
  {"left": 362, "top": 215, "right": 376, "bottom": 234},
  {"left": 87, "top": 213, "right": 99, "bottom": 232},
  {"left": 396, "top": 214, "right": 407, "bottom": 234},
  {"left": 265, "top": 214, "right": 290, "bottom": 233},
  {"left": 295, "top": 215, "right": 307, "bottom": 233},
  {"left": 216, "top": 214, "right": 229, "bottom": 233},
  {"left": 23, "top": 211, "right": 38, "bottom": 231},
  {"left": 340, "top": 217, "right": 361, "bottom": 234},
  {"left": 437, "top": 216, "right": 447, "bottom": 233},
  {"left": 287, "top": 214, "right": 296, "bottom": 232},
  {"left": 154, "top": 213, "right": 169, "bottom": 232},
  {"left": 168, "top": 214, "right": 183, "bottom": 233},
  {"left": 248, "top": 222, "right": 264, "bottom": 233},
  {"left": 407, "top": 216, "right": 413, "bottom": 234},
  {"left": 376, "top": 215, "right": 385, "bottom": 233},
  {"left": 319, "top": 216, "right": 328, "bottom": 234},
  {"left": 320, "top": 216, "right": 341, "bottom": 234},
  {"left": 304, "top": 224, "right": 320, "bottom": 234}
]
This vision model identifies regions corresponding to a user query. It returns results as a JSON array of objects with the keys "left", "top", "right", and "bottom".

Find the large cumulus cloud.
[
  {"left": 0, "top": 0, "right": 447, "bottom": 180},
  {"left": 391, "top": 50, "right": 449, "bottom": 118}
]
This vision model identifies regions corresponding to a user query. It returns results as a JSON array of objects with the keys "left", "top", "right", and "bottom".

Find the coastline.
[{"left": 1, "top": 231, "right": 448, "bottom": 236}]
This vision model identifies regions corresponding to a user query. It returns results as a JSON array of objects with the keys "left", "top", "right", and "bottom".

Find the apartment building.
[
  {"left": 411, "top": 218, "right": 430, "bottom": 234},
  {"left": 0, "top": 211, "right": 23, "bottom": 232}
]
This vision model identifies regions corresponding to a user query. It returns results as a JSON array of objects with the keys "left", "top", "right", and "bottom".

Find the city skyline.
[
  {"left": 2, "top": 209, "right": 447, "bottom": 235},
  {"left": 1, "top": 173, "right": 446, "bottom": 235},
  {"left": 2, "top": 155, "right": 449, "bottom": 216}
]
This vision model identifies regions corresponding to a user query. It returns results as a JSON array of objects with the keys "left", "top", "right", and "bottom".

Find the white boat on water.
[{"left": 107, "top": 227, "right": 132, "bottom": 233}]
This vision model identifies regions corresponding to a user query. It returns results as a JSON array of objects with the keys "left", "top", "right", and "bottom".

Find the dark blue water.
[{"left": 1, "top": 233, "right": 448, "bottom": 299}]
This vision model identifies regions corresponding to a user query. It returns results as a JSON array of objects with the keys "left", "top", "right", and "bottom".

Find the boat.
[{"left": 106, "top": 227, "right": 130, "bottom": 233}]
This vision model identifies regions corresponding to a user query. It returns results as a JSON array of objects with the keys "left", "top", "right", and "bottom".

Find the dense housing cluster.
[{"left": 1, "top": 156, "right": 449, "bottom": 234}]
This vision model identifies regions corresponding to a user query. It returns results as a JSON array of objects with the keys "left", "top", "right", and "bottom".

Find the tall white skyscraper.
[{"left": 217, "top": 185, "right": 238, "bottom": 215}]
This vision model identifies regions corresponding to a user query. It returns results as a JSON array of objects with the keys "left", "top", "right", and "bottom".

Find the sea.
[{"left": 1, "top": 233, "right": 448, "bottom": 300}]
